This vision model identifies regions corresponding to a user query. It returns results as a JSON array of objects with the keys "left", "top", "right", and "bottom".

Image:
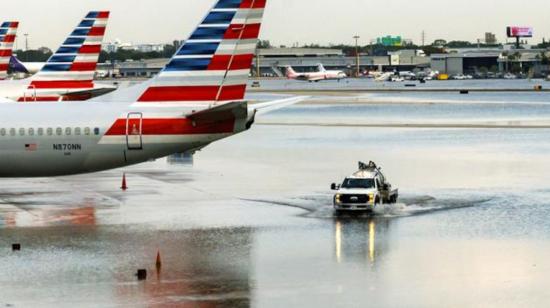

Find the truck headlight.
[
  {"left": 335, "top": 194, "right": 341, "bottom": 204},
  {"left": 369, "top": 192, "right": 375, "bottom": 204}
]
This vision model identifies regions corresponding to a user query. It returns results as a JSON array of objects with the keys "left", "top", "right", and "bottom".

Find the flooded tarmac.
[
  {"left": 249, "top": 78, "right": 550, "bottom": 92},
  {"left": 2, "top": 90, "right": 550, "bottom": 307}
]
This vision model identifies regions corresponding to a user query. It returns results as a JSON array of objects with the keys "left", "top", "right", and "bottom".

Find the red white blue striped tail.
[
  {"left": 0, "top": 22, "right": 18, "bottom": 80},
  {"left": 25, "top": 11, "right": 109, "bottom": 101},
  {"left": 137, "top": 0, "right": 266, "bottom": 104}
]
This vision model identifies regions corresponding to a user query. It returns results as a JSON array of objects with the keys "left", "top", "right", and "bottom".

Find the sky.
[{"left": 1, "top": 0, "right": 550, "bottom": 50}]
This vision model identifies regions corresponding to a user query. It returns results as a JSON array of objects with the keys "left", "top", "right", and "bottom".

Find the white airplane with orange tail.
[
  {"left": 285, "top": 63, "right": 346, "bottom": 82},
  {"left": 0, "top": 11, "right": 115, "bottom": 102},
  {"left": 0, "top": 0, "right": 306, "bottom": 177}
]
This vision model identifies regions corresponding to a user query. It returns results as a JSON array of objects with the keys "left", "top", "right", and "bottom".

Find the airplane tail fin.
[
  {"left": 9, "top": 55, "right": 29, "bottom": 74},
  {"left": 317, "top": 63, "right": 326, "bottom": 72},
  {"left": 0, "top": 22, "right": 18, "bottom": 80},
  {"left": 285, "top": 66, "right": 297, "bottom": 78},
  {"left": 29, "top": 11, "right": 109, "bottom": 91},
  {"left": 135, "top": 0, "right": 266, "bottom": 105}
]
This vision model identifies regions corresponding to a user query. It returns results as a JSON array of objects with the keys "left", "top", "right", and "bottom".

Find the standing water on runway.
[{"left": 2, "top": 92, "right": 550, "bottom": 307}]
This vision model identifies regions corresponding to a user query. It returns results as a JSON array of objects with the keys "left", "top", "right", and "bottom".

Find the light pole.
[
  {"left": 24, "top": 33, "right": 29, "bottom": 62},
  {"left": 353, "top": 35, "right": 360, "bottom": 77}
]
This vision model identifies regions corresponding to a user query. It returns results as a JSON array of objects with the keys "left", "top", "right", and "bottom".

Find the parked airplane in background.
[
  {"left": 0, "top": 11, "right": 115, "bottom": 102},
  {"left": 317, "top": 63, "right": 347, "bottom": 79},
  {"left": 374, "top": 72, "right": 393, "bottom": 82},
  {"left": 285, "top": 64, "right": 346, "bottom": 82},
  {"left": 0, "top": 21, "right": 18, "bottom": 80},
  {"left": 0, "top": 0, "right": 305, "bottom": 177},
  {"left": 9, "top": 56, "right": 44, "bottom": 75}
]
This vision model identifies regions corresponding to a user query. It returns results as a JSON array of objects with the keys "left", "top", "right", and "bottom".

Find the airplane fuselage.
[
  {"left": 0, "top": 78, "right": 116, "bottom": 102},
  {"left": 0, "top": 101, "right": 247, "bottom": 177},
  {"left": 289, "top": 71, "right": 346, "bottom": 82}
]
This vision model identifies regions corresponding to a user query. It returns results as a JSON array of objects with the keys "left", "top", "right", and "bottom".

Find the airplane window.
[
  {"left": 47, "top": 128, "right": 53, "bottom": 136},
  {"left": 9, "top": 128, "right": 15, "bottom": 136},
  {"left": 94, "top": 128, "right": 100, "bottom": 135},
  {"left": 84, "top": 127, "right": 91, "bottom": 136},
  {"left": 65, "top": 128, "right": 71, "bottom": 136},
  {"left": 37, "top": 128, "right": 44, "bottom": 136},
  {"left": 0, "top": 128, "right": 5, "bottom": 136},
  {"left": 75, "top": 127, "right": 81, "bottom": 136},
  {"left": 56, "top": 128, "right": 62, "bottom": 136},
  {"left": 19, "top": 128, "right": 25, "bottom": 136},
  {"left": 28, "top": 128, "right": 35, "bottom": 136}
]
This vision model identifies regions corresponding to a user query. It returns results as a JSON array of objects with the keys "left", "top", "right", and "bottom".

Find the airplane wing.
[
  {"left": 59, "top": 85, "right": 118, "bottom": 101},
  {"left": 293, "top": 75, "right": 309, "bottom": 81},
  {"left": 186, "top": 96, "right": 309, "bottom": 122},
  {"left": 308, "top": 77, "right": 325, "bottom": 81},
  {"left": 185, "top": 96, "right": 308, "bottom": 129},
  {"left": 249, "top": 96, "right": 309, "bottom": 115},
  {"left": 187, "top": 101, "right": 247, "bottom": 124},
  {"left": 0, "top": 96, "right": 15, "bottom": 103}
]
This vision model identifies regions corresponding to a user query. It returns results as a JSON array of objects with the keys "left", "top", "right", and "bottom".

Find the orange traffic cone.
[{"left": 121, "top": 173, "right": 128, "bottom": 191}]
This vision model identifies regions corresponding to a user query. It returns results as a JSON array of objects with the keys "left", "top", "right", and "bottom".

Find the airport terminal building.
[
  {"left": 101, "top": 47, "right": 550, "bottom": 79},
  {"left": 254, "top": 48, "right": 429, "bottom": 77},
  {"left": 104, "top": 48, "right": 430, "bottom": 78},
  {"left": 431, "top": 48, "right": 550, "bottom": 76}
]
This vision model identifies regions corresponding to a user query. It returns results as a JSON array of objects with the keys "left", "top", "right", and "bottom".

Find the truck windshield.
[{"left": 341, "top": 178, "right": 375, "bottom": 189}]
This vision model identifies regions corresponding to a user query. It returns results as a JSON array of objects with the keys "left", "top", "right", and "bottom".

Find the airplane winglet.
[{"left": 248, "top": 96, "right": 310, "bottom": 115}]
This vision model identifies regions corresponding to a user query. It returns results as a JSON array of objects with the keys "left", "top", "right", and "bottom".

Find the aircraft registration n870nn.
[{"left": 0, "top": 0, "right": 305, "bottom": 177}]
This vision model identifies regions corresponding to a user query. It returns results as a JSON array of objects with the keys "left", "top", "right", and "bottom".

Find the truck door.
[{"left": 126, "top": 112, "right": 143, "bottom": 150}]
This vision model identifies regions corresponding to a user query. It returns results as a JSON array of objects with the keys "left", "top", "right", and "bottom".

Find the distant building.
[
  {"left": 431, "top": 49, "right": 501, "bottom": 75},
  {"left": 498, "top": 50, "right": 550, "bottom": 75},
  {"left": 173, "top": 40, "right": 183, "bottom": 49},
  {"left": 254, "top": 47, "right": 429, "bottom": 77},
  {"left": 102, "top": 42, "right": 118, "bottom": 53},
  {"left": 102, "top": 39, "right": 127, "bottom": 52},
  {"left": 135, "top": 44, "right": 165, "bottom": 53},
  {"left": 102, "top": 40, "right": 165, "bottom": 53},
  {"left": 258, "top": 48, "right": 344, "bottom": 58},
  {"left": 118, "top": 58, "right": 169, "bottom": 78},
  {"left": 485, "top": 32, "right": 497, "bottom": 44},
  {"left": 431, "top": 47, "right": 550, "bottom": 76}
]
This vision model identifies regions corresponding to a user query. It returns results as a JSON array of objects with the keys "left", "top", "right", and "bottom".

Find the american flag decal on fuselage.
[
  {"left": 0, "top": 22, "right": 18, "bottom": 80},
  {"left": 137, "top": 0, "right": 266, "bottom": 105},
  {"left": 25, "top": 143, "right": 37, "bottom": 151},
  {"left": 20, "top": 11, "right": 109, "bottom": 102}
]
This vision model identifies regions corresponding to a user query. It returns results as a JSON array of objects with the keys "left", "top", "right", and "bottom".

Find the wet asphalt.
[{"left": 2, "top": 84, "right": 550, "bottom": 307}]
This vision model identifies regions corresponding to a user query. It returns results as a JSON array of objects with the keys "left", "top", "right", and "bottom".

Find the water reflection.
[
  {"left": 0, "top": 199, "right": 100, "bottom": 227},
  {"left": 114, "top": 228, "right": 253, "bottom": 306},
  {"left": 334, "top": 217, "right": 391, "bottom": 266},
  {"left": 0, "top": 224, "right": 253, "bottom": 307}
]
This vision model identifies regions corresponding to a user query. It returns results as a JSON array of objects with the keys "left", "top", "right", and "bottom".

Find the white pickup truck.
[{"left": 331, "top": 161, "right": 398, "bottom": 213}]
